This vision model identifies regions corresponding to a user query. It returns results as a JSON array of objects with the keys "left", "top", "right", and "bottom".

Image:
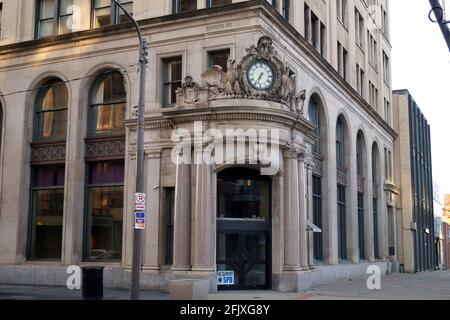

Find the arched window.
[
  {"left": 372, "top": 143, "right": 380, "bottom": 259},
  {"left": 84, "top": 70, "right": 126, "bottom": 261},
  {"left": 89, "top": 71, "right": 126, "bottom": 135},
  {"left": 336, "top": 117, "right": 345, "bottom": 166},
  {"left": 34, "top": 80, "right": 68, "bottom": 141},
  {"left": 309, "top": 96, "right": 325, "bottom": 262},
  {"left": 308, "top": 98, "right": 321, "bottom": 154},
  {"left": 356, "top": 132, "right": 366, "bottom": 260},
  {"left": 336, "top": 116, "right": 347, "bottom": 261},
  {"left": 28, "top": 79, "right": 68, "bottom": 260}
]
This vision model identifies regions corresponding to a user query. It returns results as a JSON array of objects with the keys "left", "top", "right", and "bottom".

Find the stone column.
[
  {"left": 284, "top": 150, "right": 301, "bottom": 271},
  {"left": 171, "top": 162, "right": 191, "bottom": 271},
  {"left": 348, "top": 152, "right": 359, "bottom": 263},
  {"left": 366, "top": 155, "right": 375, "bottom": 262},
  {"left": 192, "top": 161, "right": 214, "bottom": 271},
  {"left": 324, "top": 140, "right": 339, "bottom": 265},
  {"left": 298, "top": 154, "right": 309, "bottom": 269},
  {"left": 143, "top": 151, "right": 162, "bottom": 270}
]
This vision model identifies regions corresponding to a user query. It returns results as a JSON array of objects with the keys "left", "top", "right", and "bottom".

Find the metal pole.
[
  {"left": 112, "top": 0, "right": 148, "bottom": 300},
  {"left": 429, "top": 0, "right": 450, "bottom": 51}
]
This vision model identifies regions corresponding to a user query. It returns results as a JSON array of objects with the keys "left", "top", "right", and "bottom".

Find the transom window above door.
[{"left": 217, "top": 168, "right": 270, "bottom": 221}]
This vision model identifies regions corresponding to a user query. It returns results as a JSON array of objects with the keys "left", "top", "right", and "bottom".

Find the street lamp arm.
[{"left": 112, "top": 0, "right": 146, "bottom": 59}]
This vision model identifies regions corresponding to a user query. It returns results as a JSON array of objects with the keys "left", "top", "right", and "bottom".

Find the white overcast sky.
[{"left": 390, "top": 0, "right": 450, "bottom": 203}]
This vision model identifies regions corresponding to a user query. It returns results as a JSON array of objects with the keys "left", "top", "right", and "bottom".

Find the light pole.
[{"left": 112, "top": 0, "right": 148, "bottom": 300}]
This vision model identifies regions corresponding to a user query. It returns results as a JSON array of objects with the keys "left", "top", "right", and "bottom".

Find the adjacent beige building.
[{"left": 0, "top": 0, "right": 399, "bottom": 292}]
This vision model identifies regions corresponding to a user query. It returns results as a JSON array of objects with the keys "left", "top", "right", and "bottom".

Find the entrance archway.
[{"left": 216, "top": 167, "right": 271, "bottom": 290}]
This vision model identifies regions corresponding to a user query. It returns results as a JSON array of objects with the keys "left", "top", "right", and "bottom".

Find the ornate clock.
[{"left": 247, "top": 61, "right": 275, "bottom": 91}]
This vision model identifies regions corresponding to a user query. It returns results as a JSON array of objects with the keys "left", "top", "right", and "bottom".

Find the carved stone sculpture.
[{"left": 176, "top": 76, "right": 200, "bottom": 104}]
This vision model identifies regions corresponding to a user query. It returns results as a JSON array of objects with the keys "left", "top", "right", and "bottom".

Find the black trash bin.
[{"left": 82, "top": 266, "right": 104, "bottom": 300}]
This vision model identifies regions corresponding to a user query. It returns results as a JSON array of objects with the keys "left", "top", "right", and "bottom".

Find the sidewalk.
[{"left": 1, "top": 271, "right": 450, "bottom": 300}]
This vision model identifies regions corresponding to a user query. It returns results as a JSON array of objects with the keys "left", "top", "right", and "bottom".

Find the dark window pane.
[
  {"left": 40, "top": 0, "right": 55, "bottom": 19},
  {"left": 30, "top": 188, "right": 64, "bottom": 259},
  {"left": 313, "top": 175, "right": 322, "bottom": 261},
  {"left": 88, "top": 161, "right": 125, "bottom": 185},
  {"left": 337, "top": 184, "right": 347, "bottom": 260},
  {"left": 163, "top": 57, "right": 182, "bottom": 106},
  {"left": 208, "top": 49, "right": 230, "bottom": 72},
  {"left": 308, "top": 99, "right": 321, "bottom": 154},
  {"left": 217, "top": 169, "right": 270, "bottom": 220},
  {"left": 35, "top": 81, "right": 68, "bottom": 140},
  {"left": 87, "top": 186, "right": 123, "bottom": 261},
  {"left": 93, "top": 72, "right": 126, "bottom": 104},
  {"left": 90, "top": 72, "right": 126, "bottom": 135},
  {"left": 93, "top": 103, "right": 126, "bottom": 133},
  {"left": 164, "top": 188, "right": 175, "bottom": 265},
  {"left": 39, "top": 19, "right": 56, "bottom": 38},
  {"left": 33, "top": 166, "right": 65, "bottom": 188},
  {"left": 209, "top": 0, "right": 232, "bottom": 7},
  {"left": 174, "top": 0, "right": 197, "bottom": 13}
]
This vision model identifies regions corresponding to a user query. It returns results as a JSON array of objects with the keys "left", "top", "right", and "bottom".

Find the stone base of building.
[
  {"left": 0, "top": 262, "right": 398, "bottom": 293},
  {"left": 275, "top": 261, "right": 397, "bottom": 292}
]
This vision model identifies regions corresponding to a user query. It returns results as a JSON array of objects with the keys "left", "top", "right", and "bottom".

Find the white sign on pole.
[{"left": 135, "top": 193, "right": 146, "bottom": 205}]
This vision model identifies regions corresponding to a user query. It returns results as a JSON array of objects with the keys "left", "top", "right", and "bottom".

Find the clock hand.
[{"left": 257, "top": 72, "right": 264, "bottom": 83}]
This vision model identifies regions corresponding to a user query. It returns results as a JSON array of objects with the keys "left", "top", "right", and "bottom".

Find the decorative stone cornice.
[{"left": 384, "top": 181, "right": 400, "bottom": 195}]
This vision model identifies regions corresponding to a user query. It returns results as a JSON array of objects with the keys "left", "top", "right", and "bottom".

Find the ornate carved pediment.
[{"left": 201, "top": 36, "right": 305, "bottom": 114}]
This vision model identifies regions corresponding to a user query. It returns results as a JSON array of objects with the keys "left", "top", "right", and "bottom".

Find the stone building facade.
[
  {"left": 393, "top": 90, "right": 437, "bottom": 273},
  {"left": 0, "top": 0, "right": 398, "bottom": 292}
]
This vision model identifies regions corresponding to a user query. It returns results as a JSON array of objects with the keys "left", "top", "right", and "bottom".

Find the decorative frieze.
[
  {"left": 373, "top": 183, "right": 379, "bottom": 199},
  {"left": 312, "top": 153, "right": 323, "bottom": 177},
  {"left": 85, "top": 136, "right": 125, "bottom": 161},
  {"left": 337, "top": 165, "right": 347, "bottom": 186},
  {"left": 357, "top": 175, "right": 365, "bottom": 193},
  {"left": 31, "top": 142, "right": 66, "bottom": 164}
]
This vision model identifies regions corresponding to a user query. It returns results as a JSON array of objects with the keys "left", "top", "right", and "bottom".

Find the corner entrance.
[{"left": 216, "top": 168, "right": 271, "bottom": 290}]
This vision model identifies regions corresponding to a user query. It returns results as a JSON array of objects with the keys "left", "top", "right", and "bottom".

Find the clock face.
[{"left": 247, "top": 61, "right": 274, "bottom": 90}]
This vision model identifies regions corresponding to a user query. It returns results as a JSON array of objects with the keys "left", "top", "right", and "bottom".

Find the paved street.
[{"left": 0, "top": 271, "right": 449, "bottom": 300}]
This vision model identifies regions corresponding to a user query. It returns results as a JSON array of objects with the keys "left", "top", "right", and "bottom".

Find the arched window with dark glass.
[
  {"left": 356, "top": 132, "right": 366, "bottom": 260},
  {"left": 89, "top": 71, "right": 126, "bottom": 135},
  {"left": 28, "top": 79, "right": 68, "bottom": 260},
  {"left": 372, "top": 143, "right": 380, "bottom": 259},
  {"left": 84, "top": 70, "right": 126, "bottom": 261},
  {"left": 336, "top": 117, "right": 345, "bottom": 166},
  {"left": 34, "top": 80, "right": 68, "bottom": 141},
  {"left": 308, "top": 98, "right": 321, "bottom": 155},
  {"left": 308, "top": 96, "right": 324, "bottom": 262},
  {"left": 336, "top": 116, "right": 347, "bottom": 261}
]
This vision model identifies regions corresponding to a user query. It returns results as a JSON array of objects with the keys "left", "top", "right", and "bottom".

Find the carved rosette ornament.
[
  {"left": 176, "top": 76, "right": 200, "bottom": 105},
  {"left": 201, "top": 36, "right": 305, "bottom": 114}
]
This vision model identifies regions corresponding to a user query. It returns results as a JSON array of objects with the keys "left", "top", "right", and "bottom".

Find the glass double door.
[
  {"left": 216, "top": 167, "right": 271, "bottom": 290},
  {"left": 217, "top": 225, "right": 270, "bottom": 290}
]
